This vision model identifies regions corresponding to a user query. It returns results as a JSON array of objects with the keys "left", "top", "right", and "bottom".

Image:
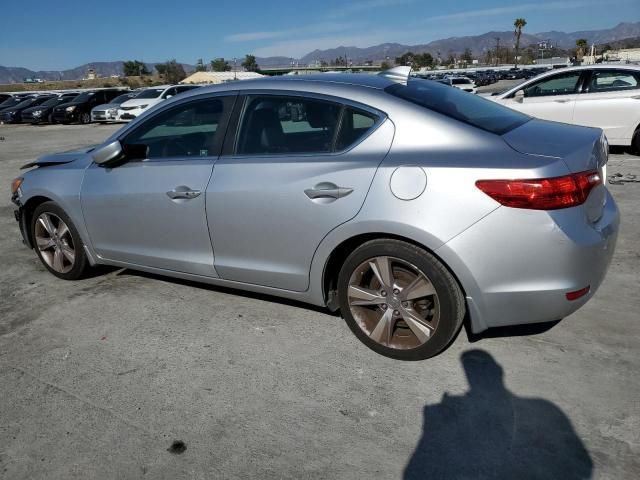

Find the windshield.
[
  {"left": 386, "top": 79, "right": 530, "bottom": 135},
  {"left": 70, "top": 92, "right": 95, "bottom": 103},
  {"left": 0, "top": 97, "right": 20, "bottom": 108},
  {"left": 135, "top": 88, "right": 164, "bottom": 99},
  {"left": 40, "top": 97, "right": 65, "bottom": 107},
  {"left": 14, "top": 98, "right": 39, "bottom": 109},
  {"left": 111, "top": 93, "right": 136, "bottom": 104}
]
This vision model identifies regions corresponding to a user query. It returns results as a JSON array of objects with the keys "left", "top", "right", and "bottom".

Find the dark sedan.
[
  {"left": 21, "top": 94, "right": 79, "bottom": 124},
  {"left": 0, "top": 95, "right": 54, "bottom": 124},
  {"left": 52, "top": 89, "right": 128, "bottom": 124}
]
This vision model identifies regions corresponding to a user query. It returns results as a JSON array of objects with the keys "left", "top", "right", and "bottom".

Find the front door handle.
[
  {"left": 305, "top": 182, "right": 353, "bottom": 201},
  {"left": 166, "top": 187, "right": 201, "bottom": 200},
  {"left": 554, "top": 99, "right": 571, "bottom": 103}
]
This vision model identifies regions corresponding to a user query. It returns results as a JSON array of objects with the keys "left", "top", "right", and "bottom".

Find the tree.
[
  {"left": 241, "top": 54, "right": 259, "bottom": 72},
  {"left": 155, "top": 59, "right": 186, "bottom": 84},
  {"left": 395, "top": 52, "right": 415, "bottom": 66},
  {"left": 123, "top": 60, "right": 150, "bottom": 77},
  {"left": 195, "top": 59, "right": 207, "bottom": 72},
  {"left": 575, "top": 38, "right": 588, "bottom": 61},
  {"left": 513, "top": 18, "right": 527, "bottom": 68},
  {"left": 461, "top": 48, "right": 473, "bottom": 66},
  {"left": 211, "top": 58, "right": 231, "bottom": 72},
  {"left": 380, "top": 61, "right": 392, "bottom": 70}
]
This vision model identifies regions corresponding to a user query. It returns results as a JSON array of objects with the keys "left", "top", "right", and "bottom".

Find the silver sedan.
[{"left": 11, "top": 68, "right": 619, "bottom": 360}]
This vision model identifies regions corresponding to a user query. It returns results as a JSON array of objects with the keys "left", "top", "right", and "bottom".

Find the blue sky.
[{"left": 1, "top": 0, "right": 638, "bottom": 70}]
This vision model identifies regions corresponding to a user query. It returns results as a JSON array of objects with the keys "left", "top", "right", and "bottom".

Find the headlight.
[
  {"left": 11, "top": 177, "right": 23, "bottom": 195},
  {"left": 65, "top": 105, "right": 76, "bottom": 112},
  {"left": 32, "top": 110, "right": 42, "bottom": 116},
  {"left": 108, "top": 108, "right": 117, "bottom": 115},
  {"left": 138, "top": 104, "right": 148, "bottom": 109}
]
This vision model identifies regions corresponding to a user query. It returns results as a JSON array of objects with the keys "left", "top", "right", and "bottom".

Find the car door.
[
  {"left": 505, "top": 70, "right": 585, "bottom": 123},
  {"left": 572, "top": 69, "right": 640, "bottom": 143},
  {"left": 81, "top": 94, "right": 236, "bottom": 276},
  {"left": 206, "top": 93, "right": 394, "bottom": 292}
]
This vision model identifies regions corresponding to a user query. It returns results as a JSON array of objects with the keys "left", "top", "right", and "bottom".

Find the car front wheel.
[
  {"left": 31, "top": 202, "right": 89, "bottom": 280},
  {"left": 79, "top": 112, "right": 91, "bottom": 124},
  {"left": 338, "top": 239, "right": 465, "bottom": 360}
]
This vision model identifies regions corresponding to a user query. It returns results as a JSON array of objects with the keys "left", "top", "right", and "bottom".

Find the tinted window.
[
  {"left": 523, "top": 72, "right": 581, "bottom": 97},
  {"left": 135, "top": 88, "right": 164, "bottom": 99},
  {"left": 386, "top": 79, "right": 529, "bottom": 135},
  {"left": 124, "top": 98, "right": 224, "bottom": 159},
  {"left": 335, "top": 108, "right": 377, "bottom": 150},
  {"left": 589, "top": 70, "right": 639, "bottom": 92},
  {"left": 71, "top": 92, "right": 95, "bottom": 102},
  {"left": 111, "top": 93, "right": 136, "bottom": 104},
  {"left": 237, "top": 96, "right": 341, "bottom": 155}
]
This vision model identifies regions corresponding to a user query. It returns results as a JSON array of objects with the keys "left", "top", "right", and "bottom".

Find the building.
[
  {"left": 180, "top": 71, "right": 264, "bottom": 85},
  {"left": 602, "top": 48, "right": 640, "bottom": 63}
]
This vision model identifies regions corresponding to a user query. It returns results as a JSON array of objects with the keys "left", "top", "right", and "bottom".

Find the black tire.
[
  {"left": 48, "top": 113, "right": 55, "bottom": 124},
  {"left": 31, "top": 201, "right": 89, "bottom": 280},
  {"left": 337, "top": 239, "right": 465, "bottom": 361},
  {"left": 79, "top": 112, "right": 91, "bottom": 124},
  {"left": 633, "top": 128, "right": 640, "bottom": 154}
]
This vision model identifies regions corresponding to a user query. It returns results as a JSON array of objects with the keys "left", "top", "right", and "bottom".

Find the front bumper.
[
  {"left": 52, "top": 110, "right": 78, "bottom": 123},
  {"left": 437, "top": 190, "right": 620, "bottom": 332},
  {"left": 13, "top": 205, "right": 32, "bottom": 248}
]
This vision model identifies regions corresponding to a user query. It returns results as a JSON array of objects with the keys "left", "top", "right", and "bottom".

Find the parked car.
[
  {"left": 11, "top": 67, "right": 618, "bottom": 360},
  {"left": 490, "top": 65, "right": 640, "bottom": 149},
  {"left": 91, "top": 92, "right": 140, "bottom": 123},
  {"left": 117, "top": 85, "right": 200, "bottom": 121},
  {"left": 0, "top": 93, "right": 13, "bottom": 103},
  {"left": 52, "top": 89, "right": 128, "bottom": 124},
  {"left": 0, "top": 95, "right": 24, "bottom": 110},
  {"left": 21, "top": 93, "right": 79, "bottom": 124},
  {"left": 0, "top": 95, "right": 54, "bottom": 123},
  {"left": 445, "top": 76, "right": 477, "bottom": 94}
]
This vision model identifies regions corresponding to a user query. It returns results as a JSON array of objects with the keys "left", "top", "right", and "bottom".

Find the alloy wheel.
[
  {"left": 347, "top": 256, "right": 440, "bottom": 350},
  {"left": 34, "top": 212, "right": 75, "bottom": 274}
]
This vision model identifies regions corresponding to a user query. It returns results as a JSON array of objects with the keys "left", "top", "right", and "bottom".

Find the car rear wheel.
[
  {"left": 79, "top": 112, "right": 91, "bottom": 124},
  {"left": 338, "top": 239, "right": 465, "bottom": 360},
  {"left": 31, "top": 202, "right": 89, "bottom": 280}
]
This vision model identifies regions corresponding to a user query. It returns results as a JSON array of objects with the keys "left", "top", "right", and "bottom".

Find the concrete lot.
[{"left": 0, "top": 123, "right": 639, "bottom": 479}]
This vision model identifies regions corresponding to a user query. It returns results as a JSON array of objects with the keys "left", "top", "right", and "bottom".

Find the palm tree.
[
  {"left": 513, "top": 18, "right": 527, "bottom": 68},
  {"left": 576, "top": 39, "right": 588, "bottom": 62}
]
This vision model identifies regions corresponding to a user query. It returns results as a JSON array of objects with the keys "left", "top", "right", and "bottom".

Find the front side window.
[
  {"left": 523, "top": 72, "right": 582, "bottom": 97},
  {"left": 589, "top": 70, "right": 640, "bottom": 92},
  {"left": 135, "top": 88, "right": 164, "bottom": 99},
  {"left": 237, "top": 96, "right": 341, "bottom": 155},
  {"left": 123, "top": 98, "right": 225, "bottom": 159}
]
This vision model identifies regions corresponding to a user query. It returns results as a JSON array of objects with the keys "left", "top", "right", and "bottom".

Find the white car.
[
  {"left": 117, "top": 85, "right": 199, "bottom": 122},
  {"left": 445, "top": 76, "right": 477, "bottom": 94},
  {"left": 490, "top": 65, "right": 640, "bottom": 149}
]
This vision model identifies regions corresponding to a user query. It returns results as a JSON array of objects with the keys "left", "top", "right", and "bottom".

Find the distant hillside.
[
  {"left": 0, "top": 61, "right": 194, "bottom": 85},
  {"left": 1, "top": 22, "right": 638, "bottom": 83}
]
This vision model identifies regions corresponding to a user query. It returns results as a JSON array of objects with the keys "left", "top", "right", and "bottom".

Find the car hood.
[
  {"left": 21, "top": 145, "right": 97, "bottom": 169},
  {"left": 120, "top": 98, "right": 161, "bottom": 107}
]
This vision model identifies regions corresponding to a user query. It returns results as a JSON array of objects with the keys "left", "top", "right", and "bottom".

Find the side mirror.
[
  {"left": 514, "top": 90, "right": 525, "bottom": 103},
  {"left": 165, "top": 94, "right": 173, "bottom": 99},
  {"left": 92, "top": 140, "right": 123, "bottom": 165}
]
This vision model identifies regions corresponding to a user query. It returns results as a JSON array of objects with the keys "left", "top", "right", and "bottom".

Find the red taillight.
[
  {"left": 566, "top": 286, "right": 590, "bottom": 301},
  {"left": 476, "top": 170, "right": 602, "bottom": 210}
]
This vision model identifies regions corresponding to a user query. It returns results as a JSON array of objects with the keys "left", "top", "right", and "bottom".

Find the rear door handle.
[
  {"left": 305, "top": 182, "right": 353, "bottom": 201},
  {"left": 166, "top": 187, "right": 201, "bottom": 200}
]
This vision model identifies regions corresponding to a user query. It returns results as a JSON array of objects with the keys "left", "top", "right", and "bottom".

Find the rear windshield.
[{"left": 386, "top": 79, "right": 530, "bottom": 135}]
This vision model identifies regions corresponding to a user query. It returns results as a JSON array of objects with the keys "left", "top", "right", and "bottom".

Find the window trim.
[
  {"left": 224, "top": 90, "right": 385, "bottom": 159},
  {"left": 116, "top": 92, "right": 238, "bottom": 163}
]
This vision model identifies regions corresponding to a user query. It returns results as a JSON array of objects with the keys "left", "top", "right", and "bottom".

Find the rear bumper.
[{"left": 437, "top": 190, "right": 620, "bottom": 332}]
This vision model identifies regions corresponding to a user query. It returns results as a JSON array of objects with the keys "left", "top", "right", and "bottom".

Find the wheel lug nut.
[
  {"left": 381, "top": 290, "right": 387, "bottom": 297},
  {"left": 394, "top": 310, "right": 400, "bottom": 316},
  {"left": 393, "top": 288, "right": 399, "bottom": 295},
  {"left": 402, "top": 301, "right": 408, "bottom": 308},
  {"left": 381, "top": 304, "right": 387, "bottom": 310}
]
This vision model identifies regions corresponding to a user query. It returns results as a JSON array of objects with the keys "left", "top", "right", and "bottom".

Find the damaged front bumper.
[{"left": 12, "top": 196, "right": 32, "bottom": 249}]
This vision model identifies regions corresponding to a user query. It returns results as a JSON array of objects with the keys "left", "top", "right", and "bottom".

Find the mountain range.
[{"left": 1, "top": 22, "right": 638, "bottom": 84}]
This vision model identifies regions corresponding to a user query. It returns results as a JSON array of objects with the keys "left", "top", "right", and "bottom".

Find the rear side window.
[
  {"left": 237, "top": 96, "right": 341, "bottom": 155},
  {"left": 386, "top": 79, "right": 529, "bottom": 135},
  {"left": 335, "top": 108, "right": 377, "bottom": 151},
  {"left": 589, "top": 70, "right": 640, "bottom": 92}
]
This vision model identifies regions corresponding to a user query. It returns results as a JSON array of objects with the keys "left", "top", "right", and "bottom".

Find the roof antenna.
[{"left": 378, "top": 66, "right": 411, "bottom": 84}]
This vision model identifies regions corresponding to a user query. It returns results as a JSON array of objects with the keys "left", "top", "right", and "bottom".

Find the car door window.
[
  {"left": 589, "top": 70, "right": 640, "bottom": 92},
  {"left": 335, "top": 107, "right": 377, "bottom": 151},
  {"left": 123, "top": 98, "right": 225, "bottom": 159},
  {"left": 523, "top": 72, "right": 582, "bottom": 97},
  {"left": 237, "top": 96, "right": 341, "bottom": 155},
  {"left": 162, "top": 88, "right": 176, "bottom": 99}
]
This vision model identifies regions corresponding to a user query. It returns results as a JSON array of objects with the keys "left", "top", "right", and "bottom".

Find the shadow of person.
[{"left": 404, "top": 349, "right": 592, "bottom": 480}]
